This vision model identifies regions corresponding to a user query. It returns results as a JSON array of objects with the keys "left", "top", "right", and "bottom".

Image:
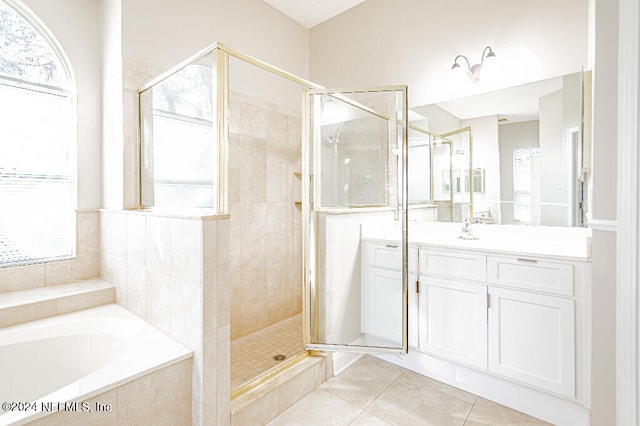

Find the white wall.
[
  {"left": 539, "top": 90, "right": 565, "bottom": 225},
  {"left": 309, "top": 0, "right": 589, "bottom": 107},
  {"left": 589, "top": 0, "right": 619, "bottom": 422},
  {"left": 20, "top": 0, "right": 103, "bottom": 211},
  {"left": 100, "top": 0, "right": 123, "bottom": 210},
  {"left": 122, "top": 0, "right": 309, "bottom": 108}
]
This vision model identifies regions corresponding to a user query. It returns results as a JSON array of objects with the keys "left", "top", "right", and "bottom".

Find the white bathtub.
[{"left": 0, "top": 304, "right": 192, "bottom": 425}]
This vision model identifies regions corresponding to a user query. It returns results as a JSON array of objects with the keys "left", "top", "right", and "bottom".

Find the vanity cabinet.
[
  {"left": 418, "top": 276, "right": 487, "bottom": 369},
  {"left": 488, "top": 286, "right": 575, "bottom": 397},
  {"left": 361, "top": 239, "right": 589, "bottom": 401}
]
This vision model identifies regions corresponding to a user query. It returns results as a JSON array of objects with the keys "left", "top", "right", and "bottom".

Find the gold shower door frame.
[{"left": 303, "top": 86, "right": 410, "bottom": 354}]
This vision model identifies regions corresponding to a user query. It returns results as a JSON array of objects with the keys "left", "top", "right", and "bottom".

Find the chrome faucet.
[{"left": 459, "top": 219, "right": 477, "bottom": 240}]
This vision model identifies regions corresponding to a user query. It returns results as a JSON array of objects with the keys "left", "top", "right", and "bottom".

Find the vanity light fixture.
[{"left": 451, "top": 46, "right": 497, "bottom": 83}]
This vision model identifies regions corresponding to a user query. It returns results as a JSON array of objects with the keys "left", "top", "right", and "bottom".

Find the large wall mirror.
[{"left": 408, "top": 71, "right": 589, "bottom": 227}]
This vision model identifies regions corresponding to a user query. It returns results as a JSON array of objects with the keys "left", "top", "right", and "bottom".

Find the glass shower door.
[{"left": 303, "top": 86, "right": 409, "bottom": 354}]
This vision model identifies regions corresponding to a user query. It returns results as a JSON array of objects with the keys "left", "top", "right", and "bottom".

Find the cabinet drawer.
[
  {"left": 419, "top": 249, "right": 487, "bottom": 282},
  {"left": 487, "top": 256, "right": 573, "bottom": 296},
  {"left": 364, "top": 242, "right": 418, "bottom": 273},
  {"left": 365, "top": 242, "right": 401, "bottom": 270}
]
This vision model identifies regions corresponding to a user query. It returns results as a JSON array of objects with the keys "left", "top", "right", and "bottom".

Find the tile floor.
[
  {"left": 231, "top": 314, "right": 304, "bottom": 390},
  {"left": 267, "top": 355, "right": 552, "bottom": 426}
]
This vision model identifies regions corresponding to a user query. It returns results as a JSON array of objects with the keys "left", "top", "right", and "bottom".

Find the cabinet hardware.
[
  {"left": 416, "top": 280, "right": 420, "bottom": 293},
  {"left": 385, "top": 244, "right": 399, "bottom": 248},
  {"left": 516, "top": 257, "right": 538, "bottom": 264},
  {"left": 487, "top": 293, "right": 490, "bottom": 309}
]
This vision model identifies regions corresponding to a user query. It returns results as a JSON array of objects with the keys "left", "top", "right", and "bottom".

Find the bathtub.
[{"left": 0, "top": 304, "right": 192, "bottom": 425}]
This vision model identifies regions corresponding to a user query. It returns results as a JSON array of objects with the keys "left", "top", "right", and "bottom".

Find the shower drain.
[{"left": 273, "top": 354, "right": 286, "bottom": 361}]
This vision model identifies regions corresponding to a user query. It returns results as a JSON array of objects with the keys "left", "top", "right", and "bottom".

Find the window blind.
[{"left": 0, "top": 83, "right": 74, "bottom": 266}]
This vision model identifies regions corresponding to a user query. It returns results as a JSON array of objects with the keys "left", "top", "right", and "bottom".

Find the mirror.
[{"left": 409, "top": 71, "right": 588, "bottom": 227}]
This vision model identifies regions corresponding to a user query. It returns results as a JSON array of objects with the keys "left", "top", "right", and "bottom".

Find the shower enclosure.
[{"left": 138, "top": 43, "right": 410, "bottom": 398}]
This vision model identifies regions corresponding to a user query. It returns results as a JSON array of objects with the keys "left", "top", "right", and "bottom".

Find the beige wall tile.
[
  {"left": 203, "top": 220, "right": 218, "bottom": 265},
  {"left": 71, "top": 253, "right": 99, "bottom": 281},
  {"left": 202, "top": 329, "right": 217, "bottom": 401},
  {"left": 116, "top": 359, "right": 192, "bottom": 425},
  {"left": 217, "top": 219, "right": 230, "bottom": 262},
  {"left": 126, "top": 213, "right": 146, "bottom": 267},
  {"left": 170, "top": 280, "right": 203, "bottom": 350},
  {"left": 231, "top": 385, "right": 279, "bottom": 426},
  {"left": 0, "top": 300, "right": 57, "bottom": 328},
  {"left": 145, "top": 270, "right": 172, "bottom": 333},
  {"left": 277, "top": 364, "right": 315, "bottom": 413},
  {"left": 203, "top": 264, "right": 218, "bottom": 333},
  {"left": 28, "top": 389, "right": 118, "bottom": 426},
  {"left": 0, "top": 264, "right": 45, "bottom": 293},
  {"left": 111, "top": 257, "right": 128, "bottom": 306},
  {"left": 125, "top": 263, "right": 147, "bottom": 318},
  {"left": 76, "top": 211, "right": 100, "bottom": 256},
  {"left": 216, "top": 324, "right": 231, "bottom": 401},
  {"left": 45, "top": 261, "right": 72, "bottom": 286},
  {"left": 170, "top": 219, "right": 203, "bottom": 285},
  {"left": 56, "top": 287, "right": 114, "bottom": 314},
  {"left": 146, "top": 215, "right": 171, "bottom": 276}
]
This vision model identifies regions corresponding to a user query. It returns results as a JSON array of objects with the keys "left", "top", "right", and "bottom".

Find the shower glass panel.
[
  {"left": 139, "top": 53, "right": 217, "bottom": 210},
  {"left": 433, "top": 126, "right": 473, "bottom": 222},
  {"left": 304, "top": 86, "right": 408, "bottom": 354}
]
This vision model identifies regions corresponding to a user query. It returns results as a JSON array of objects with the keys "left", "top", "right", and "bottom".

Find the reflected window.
[
  {"left": 513, "top": 147, "right": 540, "bottom": 223},
  {"left": 0, "top": 0, "right": 75, "bottom": 266}
]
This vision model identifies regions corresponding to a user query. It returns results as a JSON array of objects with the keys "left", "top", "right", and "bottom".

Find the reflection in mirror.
[
  {"left": 139, "top": 54, "right": 215, "bottom": 209},
  {"left": 411, "top": 71, "right": 588, "bottom": 227},
  {"left": 316, "top": 91, "right": 403, "bottom": 209}
]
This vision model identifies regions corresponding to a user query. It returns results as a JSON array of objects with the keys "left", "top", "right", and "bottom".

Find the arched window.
[{"left": 0, "top": 0, "right": 75, "bottom": 266}]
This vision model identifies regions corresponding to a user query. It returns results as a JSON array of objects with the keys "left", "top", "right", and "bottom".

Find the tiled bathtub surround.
[
  {"left": 228, "top": 91, "right": 303, "bottom": 341},
  {"left": 0, "top": 210, "right": 100, "bottom": 293},
  {"left": 0, "top": 279, "right": 114, "bottom": 328},
  {"left": 100, "top": 209, "right": 231, "bottom": 425},
  {"left": 28, "top": 358, "right": 192, "bottom": 426}
]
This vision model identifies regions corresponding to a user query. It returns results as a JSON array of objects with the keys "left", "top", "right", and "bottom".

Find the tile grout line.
[{"left": 462, "top": 396, "right": 479, "bottom": 426}]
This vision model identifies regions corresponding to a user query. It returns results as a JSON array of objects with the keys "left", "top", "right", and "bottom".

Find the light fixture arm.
[
  {"left": 480, "top": 46, "right": 495, "bottom": 65},
  {"left": 452, "top": 54, "right": 471, "bottom": 71}
]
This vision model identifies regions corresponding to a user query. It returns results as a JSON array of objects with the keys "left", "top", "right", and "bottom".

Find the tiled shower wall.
[
  {"left": 100, "top": 210, "right": 230, "bottom": 425},
  {"left": 228, "top": 91, "right": 303, "bottom": 340}
]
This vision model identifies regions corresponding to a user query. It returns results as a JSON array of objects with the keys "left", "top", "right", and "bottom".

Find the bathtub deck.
[{"left": 0, "top": 278, "right": 114, "bottom": 328}]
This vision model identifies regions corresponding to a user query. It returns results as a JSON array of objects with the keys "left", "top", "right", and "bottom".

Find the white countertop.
[{"left": 361, "top": 222, "right": 592, "bottom": 262}]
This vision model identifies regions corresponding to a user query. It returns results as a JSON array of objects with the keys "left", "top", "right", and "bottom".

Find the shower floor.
[{"left": 231, "top": 314, "right": 304, "bottom": 390}]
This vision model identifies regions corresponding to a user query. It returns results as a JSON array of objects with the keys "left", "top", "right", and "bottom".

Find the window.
[
  {"left": 513, "top": 147, "right": 540, "bottom": 223},
  {"left": 140, "top": 59, "right": 215, "bottom": 209},
  {"left": 0, "top": 0, "right": 75, "bottom": 266}
]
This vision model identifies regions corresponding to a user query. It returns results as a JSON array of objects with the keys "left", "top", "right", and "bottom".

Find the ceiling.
[{"left": 263, "top": 0, "right": 368, "bottom": 28}]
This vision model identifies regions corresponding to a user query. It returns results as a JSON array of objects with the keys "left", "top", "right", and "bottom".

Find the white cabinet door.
[
  {"left": 408, "top": 273, "right": 419, "bottom": 348},
  {"left": 418, "top": 276, "right": 488, "bottom": 369},
  {"left": 362, "top": 266, "right": 403, "bottom": 346},
  {"left": 488, "top": 287, "right": 575, "bottom": 398}
]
